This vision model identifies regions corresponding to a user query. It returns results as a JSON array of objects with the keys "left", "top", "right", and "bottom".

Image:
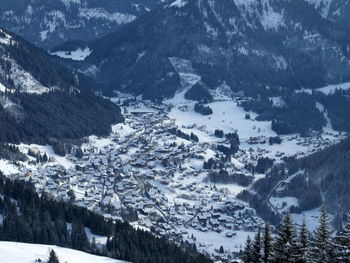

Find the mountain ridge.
[
  {"left": 73, "top": 0, "right": 350, "bottom": 100},
  {"left": 0, "top": 0, "right": 170, "bottom": 49}
]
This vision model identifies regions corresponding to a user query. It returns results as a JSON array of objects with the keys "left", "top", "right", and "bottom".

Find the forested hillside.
[
  {"left": 0, "top": 0, "right": 170, "bottom": 48},
  {"left": 74, "top": 0, "right": 350, "bottom": 101},
  {"left": 0, "top": 29, "right": 124, "bottom": 148}
]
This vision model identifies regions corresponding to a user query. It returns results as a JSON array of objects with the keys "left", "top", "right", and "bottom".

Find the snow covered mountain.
[
  {"left": 76, "top": 0, "right": 350, "bottom": 100},
  {"left": 0, "top": 0, "right": 170, "bottom": 49},
  {"left": 0, "top": 28, "right": 77, "bottom": 95},
  {"left": 0, "top": 28, "right": 123, "bottom": 145},
  {"left": 0, "top": 242, "right": 128, "bottom": 263}
]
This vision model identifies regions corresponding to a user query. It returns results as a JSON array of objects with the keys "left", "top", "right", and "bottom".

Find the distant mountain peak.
[
  {"left": 77, "top": 0, "right": 350, "bottom": 100},
  {"left": 0, "top": 0, "right": 170, "bottom": 48}
]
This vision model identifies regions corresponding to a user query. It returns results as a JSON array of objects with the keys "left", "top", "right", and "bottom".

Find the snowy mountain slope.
[
  {"left": 0, "top": 29, "right": 123, "bottom": 145},
  {"left": 0, "top": 242, "right": 128, "bottom": 263},
  {"left": 77, "top": 0, "right": 350, "bottom": 100},
  {"left": 0, "top": 0, "right": 170, "bottom": 49},
  {"left": 0, "top": 28, "right": 77, "bottom": 95}
]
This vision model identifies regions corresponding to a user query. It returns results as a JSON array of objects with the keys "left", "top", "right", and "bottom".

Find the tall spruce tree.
[
  {"left": 309, "top": 206, "right": 334, "bottom": 263},
  {"left": 334, "top": 215, "right": 350, "bottom": 263},
  {"left": 263, "top": 223, "right": 273, "bottom": 263},
  {"left": 242, "top": 235, "right": 254, "bottom": 263},
  {"left": 252, "top": 226, "right": 263, "bottom": 263},
  {"left": 295, "top": 219, "right": 310, "bottom": 263},
  {"left": 273, "top": 211, "right": 298, "bottom": 263}
]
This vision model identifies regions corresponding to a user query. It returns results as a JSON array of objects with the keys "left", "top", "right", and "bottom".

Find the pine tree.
[
  {"left": 263, "top": 223, "right": 273, "bottom": 263},
  {"left": 252, "top": 226, "right": 263, "bottom": 263},
  {"left": 48, "top": 249, "right": 60, "bottom": 263},
  {"left": 273, "top": 211, "right": 298, "bottom": 263},
  {"left": 334, "top": 215, "right": 350, "bottom": 263},
  {"left": 242, "top": 235, "right": 254, "bottom": 263},
  {"left": 295, "top": 219, "right": 310, "bottom": 263},
  {"left": 309, "top": 206, "right": 334, "bottom": 263},
  {"left": 71, "top": 221, "right": 89, "bottom": 251}
]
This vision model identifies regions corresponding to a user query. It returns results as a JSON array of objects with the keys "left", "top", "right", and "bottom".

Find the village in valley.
[{"left": 4, "top": 93, "right": 346, "bottom": 262}]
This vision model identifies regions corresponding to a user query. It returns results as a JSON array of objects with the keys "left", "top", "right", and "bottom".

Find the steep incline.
[{"left": 0, "top": 28, "right": 123, "bottom": 144}]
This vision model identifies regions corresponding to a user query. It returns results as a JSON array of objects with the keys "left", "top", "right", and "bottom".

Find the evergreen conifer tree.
[
  {"left": 295, "top": 219, "right": 310, "bottom": 263},
  {"left": 263, "top": 223, "right": 273, "bottom": 263},
  {"left": 309, "top": 206, "right": 334, "bottom": 263},
  {"left": 252, "top": 226, "right": 263, "bottom": 263},
  {"left": 334, "top": 215, "right": 350, "bottom": 263},
  {"left": 273, "top": 211, "right": 298, "bottom": 263},
  {"left": 242, "top": 235, "right": 254, "bottom": 263}
]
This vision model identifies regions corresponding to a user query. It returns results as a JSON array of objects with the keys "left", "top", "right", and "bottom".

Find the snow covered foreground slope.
[{"left": 0, "top": 242, "right": 128, "bottom": 263}]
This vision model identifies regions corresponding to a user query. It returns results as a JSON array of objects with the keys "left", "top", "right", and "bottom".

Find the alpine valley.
[{"left": 1, "top": 0, "right": 350, "bottom": 263}]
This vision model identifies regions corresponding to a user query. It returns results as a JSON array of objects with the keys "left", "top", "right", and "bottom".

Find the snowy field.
[
  {"left": 184, "top": 228, "right": 254, "bottom": 254},
  {"left": 0, "top": 242, "right": 128, "bottom": 263},
  {"left": 168, "top": 100, "right": 275, "bottom": 140},
  {"left": 50, "top": 47, "right": 92, "bottom": 61},
  {"left": 0, "top": 160, "right": 19, "bottom": 175},
  {"left": 0, "top": 82, "right": 6, "bottom": 92},
  {"left": 297, "top": 81, "right": 350, "bottom": 95},
  {"left": 292, "top": 208, "right": 334, "bottom": 232}
]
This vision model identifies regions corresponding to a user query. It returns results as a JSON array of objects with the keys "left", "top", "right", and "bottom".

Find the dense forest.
[
  {"left": 241, "top": 93, "right": 326, "bottom": 135},
  {"left": 286, "top": 136, "right": 350, "bottom": 228},
  {"left": 184, "top": 83, "right": 213, "bottom": 103},
  {"left": 241, "top": 89, "right": 350, "bottom": 135},
  {"left": 0, "top": 173, "right": 212, "bottom": 263},
  {"left": 241, "top": 208, "right": 350, "bottom": 263},
  {"left": 0, "top": 90, "right": 124, "bottom": 145}
]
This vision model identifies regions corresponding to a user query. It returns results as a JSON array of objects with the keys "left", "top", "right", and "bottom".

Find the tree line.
[{"left": 241, "top": 207, "right": 350, "bottom": 263}]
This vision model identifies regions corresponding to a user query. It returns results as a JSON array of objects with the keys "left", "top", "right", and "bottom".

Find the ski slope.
[{"left": 0, "top": 242, "right": 128, "bottom": 263}]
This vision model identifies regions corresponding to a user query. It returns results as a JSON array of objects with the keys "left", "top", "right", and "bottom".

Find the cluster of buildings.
[{"left": 13, "top": 98, "right": 344, "bottom": 261}]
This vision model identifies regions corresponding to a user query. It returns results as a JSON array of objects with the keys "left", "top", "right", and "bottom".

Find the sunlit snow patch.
[
  {"left": 50, "top": 47, "right": 92, "bottom": 61},
  {"left": 0, "top": 241, "right": 127, "bottom": 263},
  {"left": 0, "top": 29, "right": 13, "bottom": 45}
]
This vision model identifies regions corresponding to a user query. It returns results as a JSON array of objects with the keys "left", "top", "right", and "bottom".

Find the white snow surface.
[
  {"left": 270, "top": 196, "right": 299, "bottom": 213},
  {"left": 184, "top": 228, "right": 253, "bottom": 254},
  {"left": 260, "top": 6, "right": 285, "bottom": 31},
  {"left": 0, "top": 160, "right": 19, "bottom": 175},
  {"left": 18, "top": 144, "right": 75, "bottom": 169},
  {"left": 79, "top": 8, "right": 136, "bottom": 24},
  {"left": 317, "top": 81, "right": 350, "bottom": 94},
  {"left": 297, "top": 81, "right": 350, "bottom": 95},
  {"left": 0, "top": 82, "right": 6, "bottom": 92},
  {"left": 170, "top": 0, "right": 188, "bottom": 8},
  {"left": 0, "top": 241, "right": 128, "bottom": 263},
  {"left": 167, "top": 99, "right": 276, "bottom": 141},
  {"left": 292, "top": 208, "right": 334, "bottom": 232},
  {"left": 0, "top": 29, "right": 12, "bottom": 46},
  {"left": 50, "top": 47, "right": 92, "bottom": 61}
]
